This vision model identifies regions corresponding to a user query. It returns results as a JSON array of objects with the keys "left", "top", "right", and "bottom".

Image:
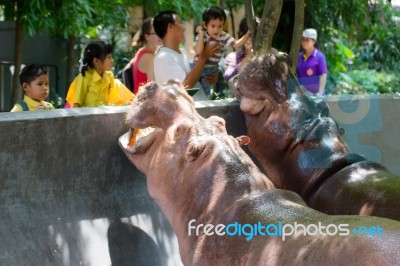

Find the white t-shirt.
[{"left": 154, "top": 47, "right": 207, "bottom": 101}]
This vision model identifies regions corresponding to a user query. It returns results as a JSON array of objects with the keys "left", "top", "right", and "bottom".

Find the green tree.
[
  {"left": 305, "top": 0, "right": 400, "bottom": 94},
  {"left": 49, "top": 0, "right": 128, "bottom": 88},
  {"left": 1, "top": 0, "right": 54, "bottom": 106},
  {"left": 1, "top": 0, "right": 130, "bottom": 106}
]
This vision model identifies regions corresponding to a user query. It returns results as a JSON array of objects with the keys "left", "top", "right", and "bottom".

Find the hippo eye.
[
  {"left": 174, "top": 123, "right": 193, "bottom": 140},
  {"left": 185, "top": 142, "right": 206, "bottom": 162}
]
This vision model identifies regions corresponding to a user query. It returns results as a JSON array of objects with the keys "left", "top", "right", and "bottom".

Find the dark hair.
[
  {"left": 137, "top": 17, "right": 154, "bottom": 47},
  {"left": 153, "top": 10, "right": 177, "bottom": 39},
  {"left": 202, "top": 6, "right": 226, "bottom": 25},
  {"left": 238, "top": 18, "right": 249, "bottom": 39},
  {"left": 19, "top": 64, "right": 47, "bottom": 86},
  {"left": 238, "top": 17, "right": 259, "bottom": 38},
  {"left": 80, "top": 40, "right": 113, "bottom": 76}
]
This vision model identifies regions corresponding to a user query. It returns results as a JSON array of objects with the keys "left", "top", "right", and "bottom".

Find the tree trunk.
[
  {"left": 255, "top": 0, "right": 283, "bottom": 55},
  {"left": 289, "top": 0, "right": 304, "bottom": 70},
  {"left": 229, "top": 7, "right": 236, "bottom": 38},
  {"left": 244, "top": 0, "right": 257, "bottom": 45},
  {"left": 142, "top": 1, "right": 149, "bottom": 19},
  {"left": 66, "top": 35, "right": 76, "bottom": 92},
  {"left": 10, "top": 19, "right": 24, "bottom": 107}
]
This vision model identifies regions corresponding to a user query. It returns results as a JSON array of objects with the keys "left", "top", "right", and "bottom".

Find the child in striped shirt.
[{"left": 193, "top": 6, "right": 250, "bottom": 97}]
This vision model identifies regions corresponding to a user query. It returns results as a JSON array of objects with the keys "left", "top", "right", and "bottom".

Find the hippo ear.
[
  {"left": 236, "top": 135, "right": 251, "bottom": 146},
  {"left": 185, "top": 142, "right": 206, "bottom": 162},
  {"left": 269, "top": 54, "right": 277, "bottom": 65}
]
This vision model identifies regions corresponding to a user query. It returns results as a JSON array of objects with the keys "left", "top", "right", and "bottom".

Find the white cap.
[{"left": 302, "top": 28, "right": 317, "bottom": 40}]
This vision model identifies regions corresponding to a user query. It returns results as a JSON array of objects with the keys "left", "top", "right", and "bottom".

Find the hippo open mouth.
[
  {"left": 119, "top": 127, "right": 157, "bottom": 155},
  {"left": 119, "top": 81, "right": 197, "bottom": 157}
]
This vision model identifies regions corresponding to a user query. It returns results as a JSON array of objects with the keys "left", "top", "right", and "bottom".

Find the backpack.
[
  {"left": 19, "top": 100, "right": 29, "bottom": 111},
  {"left": 121, "top": 62, "right": 134, "bottom": 91}
]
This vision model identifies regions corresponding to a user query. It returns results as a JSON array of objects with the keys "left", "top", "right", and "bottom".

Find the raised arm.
[
  {"left": 194, "top": 26, "right": 205, "bottom": 55},
  {"left": 233, "top": 31, "right": 250, "bottom": 49}
]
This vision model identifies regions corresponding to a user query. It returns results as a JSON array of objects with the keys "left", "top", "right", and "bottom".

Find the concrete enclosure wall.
[
  {"left": 0, "top": 96, "right": 399, "bottom": 265},
  {"left": 0, "top": 101, "right": 245, "bottom": 266}
]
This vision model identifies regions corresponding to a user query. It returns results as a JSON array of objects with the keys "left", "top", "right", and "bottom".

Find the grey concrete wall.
[
  {"left": 0, "top": 102, "right": 245, "bottom": 266},
  {"left": 326, "top": 94, "right": 400, "bottom": 175},
  {"left": 0, "top": 96, "right": 398, "bottom": 265}
]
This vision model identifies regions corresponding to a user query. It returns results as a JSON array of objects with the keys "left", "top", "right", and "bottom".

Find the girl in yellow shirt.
[{"left": 66, "top": 41, "right": 134, "bottom": 107}]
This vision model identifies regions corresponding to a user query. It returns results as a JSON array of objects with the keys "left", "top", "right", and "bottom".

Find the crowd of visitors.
[{"left": 10, "top": 8, "right": 327, "bottom": 112}]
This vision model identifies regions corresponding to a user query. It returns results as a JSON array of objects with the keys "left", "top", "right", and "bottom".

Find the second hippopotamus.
[{"left": 231, "top": 53, "right": 400, "bottom": 221}]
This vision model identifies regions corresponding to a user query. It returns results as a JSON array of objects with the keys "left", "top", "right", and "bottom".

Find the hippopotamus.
[
  {"left": 119, "top": 81, "right": 400, "bottom": 265},
  {"left": 230, "top": 53, "right": 400, "bottom": 221}
]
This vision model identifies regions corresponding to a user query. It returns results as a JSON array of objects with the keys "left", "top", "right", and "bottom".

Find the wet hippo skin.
[
  {"left": 119, "top": 81, "right": 400, "bottom": 265},
  {"left": 231, "top": 53, "right": 400, "bottom": 220}
]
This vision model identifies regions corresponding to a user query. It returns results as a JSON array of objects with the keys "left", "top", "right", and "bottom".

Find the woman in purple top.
[
  {"left": 223, "top": 18, "right": 253, "bottom": 82},
  {"left": 296, "top": 28, "right": 328, "bottom": 96}
]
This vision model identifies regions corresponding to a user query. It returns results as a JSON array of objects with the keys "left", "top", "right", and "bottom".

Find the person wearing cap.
[{"left": 296, "top": 28, "right": 328, "bottom": 96}]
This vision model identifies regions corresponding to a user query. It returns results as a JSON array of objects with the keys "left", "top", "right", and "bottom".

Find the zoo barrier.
[{"left": 0, "top": 95, "right": 399, "bottom": 265}]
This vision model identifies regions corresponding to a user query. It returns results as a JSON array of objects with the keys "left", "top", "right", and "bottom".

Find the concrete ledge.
[{"left": 0, "top": 96, "right": 399, "bottom": 265}]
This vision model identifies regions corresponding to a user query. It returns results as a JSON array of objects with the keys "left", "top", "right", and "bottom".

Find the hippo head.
[
  {"left": 119, "top": 82, "right": 269, "bottom": 222},
  {"left": 230, "top": 53, "right": 351, "bottom": 196},
  {"left": 119, "top": 81, "right": 227, "bottom": 170},
  {"left": 231, "top": 53, "right": 333, "bottom": 135}
]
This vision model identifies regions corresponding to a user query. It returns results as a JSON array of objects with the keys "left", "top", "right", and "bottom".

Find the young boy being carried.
[{"left": 193, "top": 6, "right": 250, "bottom": 97}]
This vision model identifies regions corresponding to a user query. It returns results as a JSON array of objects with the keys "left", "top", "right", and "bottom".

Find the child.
[
  {"left": 66, "top": 40, "right": 134, "bottom": 107},
  {"left": 10, "top": 64, "right": 55, "bottom": 112},
  {"left": 193, "top": 6, "right": 250, "bottom": 96}
]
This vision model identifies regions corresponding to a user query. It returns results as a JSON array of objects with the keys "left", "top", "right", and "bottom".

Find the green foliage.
[
  {"left": 225, "top": 0, "right": 245, "bottom": 10},
  {"left": 0, "top": 0, "right": 130, "bottom": 38},
  {"left": 49, "top": 0, "right": 95, "bottom": 38},
  {"left": 1, "top": 0, "right": 52, "bottom": 35},
  {"left": 320, "top": 27, "right": 354, "bottom": 75},
  {"left": 305, "top": 1, "right": 400, "bottom": 95},
  {"left": 353, "top": 4, "right": 400, "bottom": 74},
  {"left": 125, "top": 0, "right": 219, "bottom": 21},
  {"left": 305, "top": 0, "right": 370, "bottom": 37},
  {"left": 329, "top": 69, "right": 400, "bottom": 95},
  {"left": 49, "top": 91, "right": 66, "bottom": 108}
]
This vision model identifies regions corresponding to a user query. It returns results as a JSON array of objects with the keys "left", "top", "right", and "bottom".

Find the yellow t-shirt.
[
  {"left": 67, "top": 69, "right": 114, "bottom": 107},
  {"left": 10, "top": 95, "right": 55, "bottom": 112}
]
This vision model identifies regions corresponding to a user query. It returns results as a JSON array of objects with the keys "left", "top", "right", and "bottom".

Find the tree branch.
[
  {"left": 289, "top": 0, "right": 304, "bottom": 70},
  {"left": 255, "top": 0, "right": 283, "bottom": 55},
  {"left": 244, "top": 0, "right": 257, "bottom": 46}
]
